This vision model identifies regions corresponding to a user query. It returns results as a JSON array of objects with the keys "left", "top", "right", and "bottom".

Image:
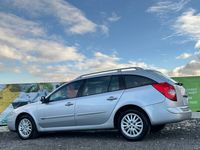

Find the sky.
[{"left": 0, "top": 0, "right": 200, "bottom": 84}]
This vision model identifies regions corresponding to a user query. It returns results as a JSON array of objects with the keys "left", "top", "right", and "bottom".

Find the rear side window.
[
  {"left": 108, "top": 75, "right": 121, "bottom": 92},
  {"left": 82, "top": 76, "right": 111, "bottom": 96},
  {"left": 124, "top": 75, "right": 156, "bottom": 89}
]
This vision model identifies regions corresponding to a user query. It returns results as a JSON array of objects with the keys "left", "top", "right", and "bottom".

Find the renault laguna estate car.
[{"left": 8, "top": 67, "right": 191, "bottom": 141}]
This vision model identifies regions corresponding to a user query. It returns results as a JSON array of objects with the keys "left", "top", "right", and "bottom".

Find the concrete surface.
[{"left": 0, "top": 119, "right": 200, "bottom": 150}]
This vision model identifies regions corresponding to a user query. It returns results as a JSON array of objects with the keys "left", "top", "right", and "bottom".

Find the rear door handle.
[
  {"left": 65, "top": 102, "right": 74, "bottom": 106},
  {"left": 107, "top": 96, "right": 118, "bottom": 101}
]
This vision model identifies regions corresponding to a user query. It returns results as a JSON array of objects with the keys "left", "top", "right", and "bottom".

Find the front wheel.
[
  {"left": 17, "top": 115, "right": 38, "bottom": 140},
  {"left": 118, "top": 109, "right": 151, "bottom": 141}
]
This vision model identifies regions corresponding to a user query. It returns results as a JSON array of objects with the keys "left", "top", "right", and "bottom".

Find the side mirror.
[{"left": 40, "top": 96, "right": 49, "bottom": 103}]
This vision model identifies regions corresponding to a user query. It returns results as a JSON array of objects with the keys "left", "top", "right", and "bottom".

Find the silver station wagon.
[{"left": 8, "top": 67, "right": 191, "bottom": 141}]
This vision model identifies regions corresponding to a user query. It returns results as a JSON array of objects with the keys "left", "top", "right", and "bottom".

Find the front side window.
[
  {"left": 124, "top": 75, "right": 156, "bottom": 89},
  {"left": 82, "top": 76, "right": 111, "bottom": 96},
  {"left": 49, "top": 80, "right": 83, "bottom": 101}
]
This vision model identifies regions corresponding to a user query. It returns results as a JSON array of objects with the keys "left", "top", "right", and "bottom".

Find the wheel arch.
[
  {"left": 15, "top": 112, "right": 38, "bottom": 130},
  {"left": 113, "top": 104, "right": 151, "bottom": 129}
]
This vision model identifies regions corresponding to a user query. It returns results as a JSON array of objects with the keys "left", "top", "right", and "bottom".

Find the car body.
[{"left": 8, "top": 67, "right": 192, "bottom": 141}]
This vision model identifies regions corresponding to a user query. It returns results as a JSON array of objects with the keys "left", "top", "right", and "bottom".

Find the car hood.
[{"left": 14, "top": 101, "right": 41, "bottom": 112}]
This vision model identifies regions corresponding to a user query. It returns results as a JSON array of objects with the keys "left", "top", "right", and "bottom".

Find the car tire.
[
  {"left": 118, "top": 109, "right": 151, "bottom": 141},
  {"left": 16, "top": 114, "right": 38, "bottom": 140},
  {"left": 151, "top": 124, "right": 165, "bottom": 133}
]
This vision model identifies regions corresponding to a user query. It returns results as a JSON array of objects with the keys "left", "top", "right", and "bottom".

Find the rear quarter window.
[
  {"left": 153, "top": 71, "right": 177, "bottom": 84},
  {"left": 124, "top": 75, "right": 157, "bottom": 89}
]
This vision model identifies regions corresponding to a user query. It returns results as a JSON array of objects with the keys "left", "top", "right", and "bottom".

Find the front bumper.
[{"left": 7, "top": 113, "right": 17, "bottom": 132}]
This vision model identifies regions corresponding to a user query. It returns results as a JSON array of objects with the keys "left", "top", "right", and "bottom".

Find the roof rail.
[{"left": 77, "top": 67, "right": 143, "bottom": 79}]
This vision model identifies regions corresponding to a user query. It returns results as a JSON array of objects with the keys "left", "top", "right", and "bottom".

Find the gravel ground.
[{"left": 0, "top": 119, "right": 200, "bottom": 150}]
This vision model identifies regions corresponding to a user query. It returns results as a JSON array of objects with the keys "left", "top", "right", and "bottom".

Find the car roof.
[
  {"left": 75, "top": 67, "right": 143, "bottom": 80},
  {"left": 70, "top": 67, "right": 171, "bottom": 84}
]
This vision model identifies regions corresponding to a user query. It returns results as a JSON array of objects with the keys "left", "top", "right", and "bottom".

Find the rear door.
[{"left": 75, "top": 75, "right": 124, "bottom": 126}]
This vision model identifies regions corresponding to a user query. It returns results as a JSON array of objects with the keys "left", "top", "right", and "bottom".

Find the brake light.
[{"left": 152, "top": 82, "right": 177, "bottom": 101}]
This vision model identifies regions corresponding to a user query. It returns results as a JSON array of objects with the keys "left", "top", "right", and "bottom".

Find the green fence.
[{"left": 173, "top": 76, "right": 200, "bottom": 112}]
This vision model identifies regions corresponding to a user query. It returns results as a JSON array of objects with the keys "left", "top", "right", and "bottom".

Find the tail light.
[{"left": 152, "top": 82, "right": 177, "bottom": 101}]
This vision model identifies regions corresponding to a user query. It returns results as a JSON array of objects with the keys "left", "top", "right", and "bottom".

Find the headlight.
[{"left": 8, "top": 110, "right": 16, "bottom": 117}]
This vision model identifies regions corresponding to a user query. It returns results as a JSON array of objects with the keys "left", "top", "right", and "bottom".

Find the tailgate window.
[{"left": 124, "top": 75, "right": 157, "bottom": 89}]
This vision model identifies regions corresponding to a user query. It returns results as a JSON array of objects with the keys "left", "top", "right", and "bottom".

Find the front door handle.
[
  {"left": 65, "top": 102, "right": 74, "bottom": 106},
  {"left": 107, "top": 96, "right": 118, "bottom": 101}
]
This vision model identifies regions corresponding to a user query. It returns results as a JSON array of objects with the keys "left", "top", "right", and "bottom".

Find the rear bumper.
[
  {"left": 144, "top": 103, "right": 192, "bottom": 125},
  {"left": 166, "top": 106, "right": 192, "bottom": 122}
]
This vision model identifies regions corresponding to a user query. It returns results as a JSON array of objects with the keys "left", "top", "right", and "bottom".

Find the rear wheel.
[
  {"left": 151, "top": 124, "right": 165, "bottom": 133},
  {"left": 118, "top": 109, "right": 150, "bottom": 141},
  {"left": 16, "top": 114, "right": 38, "bottom": 140}
]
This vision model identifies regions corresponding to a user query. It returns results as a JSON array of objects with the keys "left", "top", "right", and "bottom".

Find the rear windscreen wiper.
[{"left": 175, "top": 82, "right": 183, "bottom": 86}]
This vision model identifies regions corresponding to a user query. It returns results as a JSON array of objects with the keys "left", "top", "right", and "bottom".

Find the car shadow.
[
  {"left": 35, "top": 126, "right": 196, "bottom": 142},
  {"left": 38, "top": 129, "right": 124, "bottom": 141}
]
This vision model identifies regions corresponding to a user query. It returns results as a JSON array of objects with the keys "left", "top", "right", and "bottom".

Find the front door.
[{"left": 37, "top": 80, "right": 83, "bottom": 128}]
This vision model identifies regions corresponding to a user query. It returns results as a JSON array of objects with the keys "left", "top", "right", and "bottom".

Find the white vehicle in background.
[{"left": 8, "top": 67, "right": 191, "bottom": 141}]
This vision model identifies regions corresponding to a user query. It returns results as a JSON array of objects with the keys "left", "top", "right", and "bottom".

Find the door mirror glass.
[{"left": 40, "top": 96, "right": 48, "bottom": 103}]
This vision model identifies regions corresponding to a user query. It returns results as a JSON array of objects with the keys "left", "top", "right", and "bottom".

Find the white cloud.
[
  {"left": 170, "top": 60, "right": 200, "bottom": 76},
  {"left": 170, "top": 51, "right": 200, "bottom": 76},
  {"left": 0, "top": 11, "right": 137, "bottom": 83},
  {"left": 26, "top": 65, "right": 79, "bottom": 82},
  {"left": 147, "top": 1, "right": 200, "bottom": 77},
  {"left": 24, "top": 52, "right": 169, "bottom": 82},
  {"left": 13, "top": 68, "right": 21, "bottom": 74},
  {"left": 99, "top": 25, "right": 109, "bottom": 35},
  {"left": 5, "top": 0, "right": 98, "bottom": 35},
  {"left": 147, "top": 0, "right": 190, "bottom": 14},
  {"left": 176, "top": 52, "right": 192, "bottom": 59},
  {"left": 108, "top": 12, "right": 121, "bottom": 22},
  {"left": 24, "top": 52, "right": 141, "bottom": 82},
  {"left": 74, "top": 52, "right": 145, "bottom": 72},
  {"left": 195, "top": 40, "right": 200, "bottom": 49},
  {"left": 195, "top": 50, "right": 200, "bottom": 59},
  {"left": 168, "top": 46, "right": 200, "bottom": 76},
  {"left": 0, "top": 45, "right": 23, "bottom": 60},
  {"left": 0, "top": 12, "right": 45, "bottom": 37},
  {"left": 174, "top": 9, "right": 200, "bottom": 48},
  {"left": 163, "top": 8, "right": 200, "bottom": 76},
  {"left": 52, "top": 0, "right": 97, "bottom": 34},
  {"left": 0, "top": 12, "right": 84, "bottom": 63},
  {"left": 0, "top": 62, "right": 4, "bottom": 71}
]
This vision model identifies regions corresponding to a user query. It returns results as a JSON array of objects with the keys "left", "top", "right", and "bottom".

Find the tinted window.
[
  {"left": 152, "top": 70, "right": 177, "bottom": 83},
  {"left": 108, "top": 76, "right": 121, "bottom": 92},
  {"left": 49, "top": 80, "right": 83, "bottom": 101},
  {"left": 82, "top": 76, "right": 111, "bottom": 96},
  {"left": 124, "top": 75, "right": 156, "bottom": 89}
]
